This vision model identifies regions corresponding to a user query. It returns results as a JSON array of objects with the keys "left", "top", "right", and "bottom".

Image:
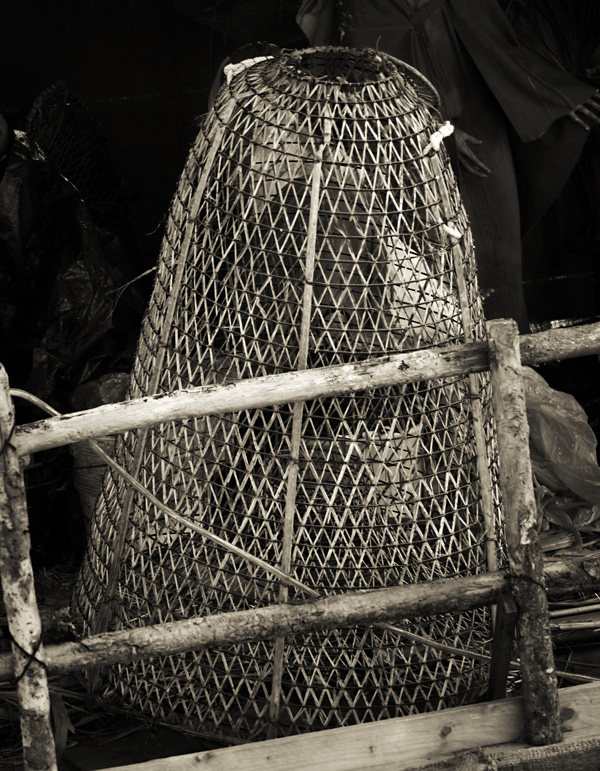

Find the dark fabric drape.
[{"left": 297, "top": 0, "right": 595, "bottom": 332}]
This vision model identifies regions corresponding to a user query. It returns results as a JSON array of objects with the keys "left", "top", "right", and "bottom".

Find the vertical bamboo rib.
[
  {"left": 487, "top": 319, "right": 562, "bottom": 746},
  {"left": 433, "top": 155, "right": 498, "bottom": 577},
  {"left": 0, "top": 365, "right": 57, "bottom": 771},
  {"left": 153, "top": 97, "right": 237, "bottom": 385},
  {"left": 268, "top": 120, "right": 332, "bottom": 736},
  {"left": 453, "top": 242, "right": 498, "bottom": 576}
]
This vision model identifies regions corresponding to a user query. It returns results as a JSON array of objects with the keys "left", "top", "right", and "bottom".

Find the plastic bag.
[
  {"left": 0, "top": 127, "right": 140, "bottom": 407},
  {"left": 524, "top": 365, "right": 600, "bottom": 506}
]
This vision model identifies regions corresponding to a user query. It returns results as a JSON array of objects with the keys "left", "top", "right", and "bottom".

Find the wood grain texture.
[
  {"left": 104, "top": 682, "right": 600, "bottom": 771},
  {"left": 14, "top": 342, "right": 490, "bottom": 456},
  {"left": 1, "top": 556, "right": 598, "bottom": 683},
  {"left": 13, "top": 320, "right": 600, "bottom": 458},
  {"left": 487, "top": 319, "right": 561, "bottom": 746}
]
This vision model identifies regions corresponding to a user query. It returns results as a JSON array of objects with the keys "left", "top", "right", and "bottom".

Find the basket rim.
[{"left": 267, "top": 46, "right": 440, "bottom": 109}]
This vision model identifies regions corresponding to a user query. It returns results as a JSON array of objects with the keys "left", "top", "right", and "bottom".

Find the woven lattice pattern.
[
  {"left": 26, "top": 82, "right": 137, "bottom": 258},
  {"left": 73, "top": 47, "right": 501, "bottom": 743}
]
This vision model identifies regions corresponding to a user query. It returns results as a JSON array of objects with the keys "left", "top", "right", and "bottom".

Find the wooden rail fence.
[{"left": 1, "top": 319, "right": 600, "bottom": 770}]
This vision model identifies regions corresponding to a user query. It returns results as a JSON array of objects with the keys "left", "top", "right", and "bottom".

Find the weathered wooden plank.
[
  {"left": 0, "top": 556, "right": 597, "bottom": 683},
  {"left": 102, "top": 682, "right": 600, "bottom": 771},
  {"left": 0, "top": 366, "right": 57, "bottom": 771},
  {"left": 487, "top": 319, "right": 562, "bottom": 746}
]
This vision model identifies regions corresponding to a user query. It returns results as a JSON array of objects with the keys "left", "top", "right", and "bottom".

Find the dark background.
[
  {"left": 0, "top": 0, "right": 306, "bottom": 268},
  {"left": 1, "top": 1, "right": 597, "bottom": 322},
  {"left": 0, "top": 0, "right": 307, "bottom": 566}
]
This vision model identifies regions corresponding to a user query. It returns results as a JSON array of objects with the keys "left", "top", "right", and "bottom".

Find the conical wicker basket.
[{"left": 73, "top": 47, "right": 501, "bottom": 743}]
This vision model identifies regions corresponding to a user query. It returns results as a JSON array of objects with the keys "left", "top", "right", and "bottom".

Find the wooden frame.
[{"left": 2, "top": 319, "right": 600, "bottom": 770}]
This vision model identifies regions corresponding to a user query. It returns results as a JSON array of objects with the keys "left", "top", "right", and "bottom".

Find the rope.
[
  {"left": 423, "top": 120, "right": 454, "bottom": 154},
  {"left": 8, "top": 632, "right": 47, "bottom": 685},
  {"left": 0, "top": 424, "right": 15, "bottom": 455}
]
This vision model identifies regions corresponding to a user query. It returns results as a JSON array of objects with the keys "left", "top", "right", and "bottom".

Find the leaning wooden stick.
[
  {"left": 0, "top": 365, "right": 57, "bottom": 771},
  {"left": 487, "top": 319, "right": 562, "bottom": 746}
]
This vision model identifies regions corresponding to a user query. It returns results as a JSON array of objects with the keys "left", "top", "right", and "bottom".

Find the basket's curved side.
[
  {"left": 429, "top": 150, "right": 500, "bottom": 576},
  {"left": 79, "top": 102, "right": 237, "bottom": 639}
]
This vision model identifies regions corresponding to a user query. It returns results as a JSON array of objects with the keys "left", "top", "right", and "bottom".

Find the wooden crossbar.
[
  {"left": 0, "top": 555, "right": 597, "bottom": 685},
  {"left": 13, "top": 321, "right": 600, "bottom": 459}
]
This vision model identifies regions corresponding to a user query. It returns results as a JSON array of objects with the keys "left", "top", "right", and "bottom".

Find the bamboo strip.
[
  {"left": 14, "top": 320, "right": 600, "bottom": 459},
  {"left": 551, "top": 621, "right": 600, "bottom": 631},
  {"left": 551, "top": 603, "right": 600, "bottom": 618},
  {"left": 0, "top": 366, "right": 57, "bottom": 771},
  {"left": 1, "top": 556, "right": 597, "bottom": 684},
  {"left": 441, "top": 190, "right": 499, "bottom": 578},
  {"left": 269, "top": 119, "right": 332, "bottom": 735},
  {"left": 487, "top": 319, "right": 562, "bottom": 746}
]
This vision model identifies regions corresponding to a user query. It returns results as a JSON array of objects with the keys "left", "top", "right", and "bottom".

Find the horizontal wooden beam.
[
  {"left": 104, "top": 681, "right": 600, "bottom": 771},
  {"left": 13, "top": 321, "right": 600, "bottom": 457},
  {"left": 0, "top": 556, "right": 597, "bottom": 683},
  {"left": 15, "top": 342, "right": 489, "bottom": 456},
  {"left": 519, "top": 320, "right": 600, "bottom": 365}
]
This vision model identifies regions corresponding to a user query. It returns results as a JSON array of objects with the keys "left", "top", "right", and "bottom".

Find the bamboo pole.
[
  {"left": 269, "top": 117, "right": 333, "bottom": 737},
  {"left": 0, "top": 366, "right": 57, "bottom": 771},
  {"left": 14, "top": 320, "right": 600, "bottom": 459},
  {"left": 487, "top": 319, "right": 562, "bottom": 746},
  {"left": 429, "top": 149, "right": 500, "bottom": 579},
  {"left": 0, "top": 555, "right": 597, "bottom": 685},
  {"left": 551, "top": 602, "right": 600, "bottom": 618},
  {"left": 446, "top": 213, "right": 499, "bottom": 578}
]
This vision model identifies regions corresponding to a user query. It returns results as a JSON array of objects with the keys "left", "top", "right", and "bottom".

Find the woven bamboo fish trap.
[{"left": 73, "top": 47, "right": 502, "bottom": 743}]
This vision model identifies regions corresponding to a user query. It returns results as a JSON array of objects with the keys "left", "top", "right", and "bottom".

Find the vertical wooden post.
[
  {"left": 0, "top": 365, "right": 57, "bottom": 771},
  {"left": 487, "top": 320, "right": 562, "bottom": 746}
]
